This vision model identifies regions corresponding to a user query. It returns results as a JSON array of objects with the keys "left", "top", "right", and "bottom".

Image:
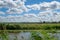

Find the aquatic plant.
[
  {"left": 31, "top": 30, "right": 57, "bottom": 40},
  {"left": 0, "top": 31, "right": 8, "bottom": 40}
]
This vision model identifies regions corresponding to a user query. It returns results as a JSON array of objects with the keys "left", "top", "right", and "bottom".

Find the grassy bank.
[{"left": 0, "top": 30, "right": 57, "bottom": 33}]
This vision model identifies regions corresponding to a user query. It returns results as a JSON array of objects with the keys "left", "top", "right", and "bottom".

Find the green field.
[{"left": 0, "top": 23, "right": 60, "bottom": 30}]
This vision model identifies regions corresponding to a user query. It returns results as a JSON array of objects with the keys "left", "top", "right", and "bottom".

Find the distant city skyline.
[{"left": 0, "top": 0, "right": 60, "bottom": 22}]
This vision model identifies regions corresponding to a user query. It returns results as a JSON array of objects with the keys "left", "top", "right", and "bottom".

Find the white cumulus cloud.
[
  {"left": 0, "top": 0, "right": 28, "bottom": 14},
  {"left": 27, "top": 1, "right": 60, "bottom": 11},
  {"left": 0, "top": 1, "right": 60, "bottom": 22}
]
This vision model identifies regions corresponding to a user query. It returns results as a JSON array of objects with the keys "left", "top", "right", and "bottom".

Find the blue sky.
[
  {"left": 0, "top": 0, "right": 60, "bottom": 22},
  {"left": 25, "top": 0, "right": 60, "bottom": 5},
  {"left": 1, "top": 0, "right": 60, "bottom": 13}
]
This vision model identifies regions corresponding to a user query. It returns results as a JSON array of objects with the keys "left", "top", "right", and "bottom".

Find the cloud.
[
  {"left": 6, "top": 8, "right": 23, "bottom": 14},
  {"left": 23, "top": 14, "right": 39, "bottom": 22},
  {"left": 27, "top": 1, "right": 60, "bottom": 11},
  {"left": 38, "top": 11, "right": 60, "bottom": 22},
  {"left": 0, "top": 0, "right": 28, "bottom": 14},
  {"left": 0, "top": 11, "right": 60, "bottom": 22},
  {"left": 23, "top": 13, "right": 37, "bottom": 17},
  {"left": 0, "top": 11, "right": 5, "bottom": 14},
  {"left": 0, "top": 13, "right": 39, "bottom": 22},
  {"left": 0, "top": 1, "right": 60, "bottom": 22},
  {"left": 27, "top": 4, "right": 40, "bottom": 10}
]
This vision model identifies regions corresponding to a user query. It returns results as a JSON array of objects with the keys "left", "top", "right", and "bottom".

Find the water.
[
  {"left": 8, "top": 32, "right": 60, "bottom": 40},
  {"left": 0, "top": 31, "right": 60, "bottom": 40},
  {"left": 8, "top": 32, "right": 31, "bottom": 40}
]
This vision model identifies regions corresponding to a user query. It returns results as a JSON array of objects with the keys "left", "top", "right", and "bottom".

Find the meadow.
[{"left": 0, "top": 23, "right": 60, "bottom": 30}]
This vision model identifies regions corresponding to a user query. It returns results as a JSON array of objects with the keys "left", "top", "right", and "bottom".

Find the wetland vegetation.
[{"left": 0, "top": 22, "right": 60, "bottom": 40}]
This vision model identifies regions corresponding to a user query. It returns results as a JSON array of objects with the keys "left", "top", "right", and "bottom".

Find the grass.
[
  {"left": 0, "top": 23, "right": 60, "bottom": 30},
  {"left": 0, "top": 23, "right": 59, "bottom": 40},
  {"left": 0, "top": 30, "right": 58, "bottom": 40},
  {"left": 0, "top": 30, "right": 57, "bottom": 33}
]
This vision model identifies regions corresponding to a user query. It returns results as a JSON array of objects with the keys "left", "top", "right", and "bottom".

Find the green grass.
[
  {"left": 0, "top": 30, "right": 57, "bottom": 33},
  {"left": 0, "top": 30, "right": 58, "bottom": 40},
  {"left": 0, "top": 23, "right": 59, "bottom": 40},
  {"left": 0, "top": 23, "right": 60, "bottom": 30}
]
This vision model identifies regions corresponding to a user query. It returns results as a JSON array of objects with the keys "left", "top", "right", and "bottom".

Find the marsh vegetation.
[
  {"left": 0, "top": 23, "right": 60, "bottom": 40},
  {"left": 0, "top": 23, "right": 60, "bottom": 30}
]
